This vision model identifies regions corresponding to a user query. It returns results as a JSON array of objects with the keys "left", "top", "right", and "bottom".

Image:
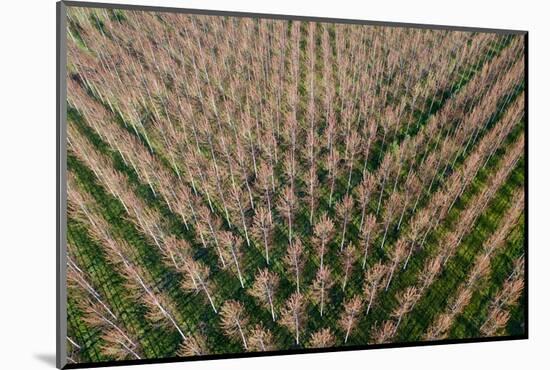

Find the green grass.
[
  {"left": 450, "top": 221, "right": 525, "bottom": 338},
  {"left": 396, "top": 162, "right": 524, "bottom": 341}
]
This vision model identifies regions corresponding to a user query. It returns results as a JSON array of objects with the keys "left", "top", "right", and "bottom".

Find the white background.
[{"left": 0, "top": 0, "right": 547, "bottom": 369}]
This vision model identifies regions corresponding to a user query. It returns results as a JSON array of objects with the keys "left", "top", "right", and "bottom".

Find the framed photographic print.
[{"left": 57, "top": 1, "right": 528, "bottom": 368}]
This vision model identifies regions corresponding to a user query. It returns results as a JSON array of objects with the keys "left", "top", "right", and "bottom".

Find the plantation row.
[{"left": 64, "top": 6, "right": 525, "bottom": 365}]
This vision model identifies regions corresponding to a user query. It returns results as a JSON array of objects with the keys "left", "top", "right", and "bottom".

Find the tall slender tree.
[
  {"left": 385, "top": 240, "right": 408, "bottom": 290},
  {"left": 313, "top": 212, "right": 335, "bottom": 269},
  {"left": 363, "top": 262, "right": 388, "bottom": 314},
  {"left": 360, "top": 214, "right": 378, "bottom": 269},
  {"left": 339, "top": 295, "right": 363, "bottom": 343},
  {"left": 309, "top": 328, "right": 336, "bottom": 348},
  {"left": 337, "top": 194, "right": 355, "bottom": 251},
  {"left": 341, "top": 243, "right": 357, "bottom": 291},
  {"left": 277, "top": 185, "right": 296, "bottom": 246},
  {"left": 357, "top": 173, "right": 376, "bottom": 231},
  {"left": 219, "top": 231, "right": 246, "bottom": 288},
  {"left": 251, "top": 206, "right": 274, "bottom": 264},
  {"left": 284, "top": 238, "right": 305, "bottom": 294},
  {"left": 248, "top": 268, "right": 279, "bottom": 321},
  {"left": 280, "top": 292, "right": 306, "bottom": 345},
  {"left": 220, "top": 300, "right": 249, "bottom": 350},
  {"left": 177, "top": 334, "right": 209, "bottom": 357},
  {"left": 248, "top": 324, "right": 275, "bottom": 352},
  {"left": 311, "top": 266, "right": 334, "bottom": 317}
]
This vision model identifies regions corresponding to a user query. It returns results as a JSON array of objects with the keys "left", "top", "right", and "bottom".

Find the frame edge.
[
  {"left": 57, "top": 1, "right": 68, "bottom": 369},
  {"left": 62, "top": 0, "right": 527, "bottom": 35}
]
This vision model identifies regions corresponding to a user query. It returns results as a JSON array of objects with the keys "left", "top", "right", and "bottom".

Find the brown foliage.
[
  {"left": 339, "top": 295, "right": 363, "bottom": 343},
  {"left": 220, "top": 300, "right": 249, "bottom": 349},
  {"left": 313, "top": 212, "right": 334, "bottom": 268},
  {"left": 177, "top": 334, "right": 209, "bottom": 357},
  {"left": 248, "top": 269, "right": 279, "bottom": 321},
  {"left": 248, "top": 324, "right": 276, "bottom": 352},
  {"left": 340, "top": 243, "right": 357, "bottom": 291},
  {"left": 363, "top": 262, "right": 388, "bottom": 314},
  {"left": 219, "top": 231, "right": 245, "bottom": 287},
  {"left": 283, "top": 238, "right": 305, "bottom": 294},
  {"left": 280, "top": 292, "right": 306, "bottom": 345},
  {"left": 310, "top": 266, "right": 334, "bottom": 316},
  {"left": 371, "top": 320, "right": 397, "bottom": 344},
  {"left": 309, "top": 328, "right": 336, "bottom": 348},
  {"left": 251, "top": 206, "right": 274, "bottom": 264}
]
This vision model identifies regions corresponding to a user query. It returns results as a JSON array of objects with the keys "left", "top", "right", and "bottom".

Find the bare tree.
[
  {"left": 341, "top": 243, "right": 357, "bottom": 291},
  {"left": 251, "top": 206, "right": 274, "bottom": 264},
  {"left": 357, "top": 173, "right": 376, "bottom": 231},
  {"left": 480, "top": 310, "right": 511, "bottom": 337},
  {"left": 391, "top": 287, "right": 420, "bottom": 333},
  {"left": 277, "top": 185, "right": 296, "bottom": 245},
  {"left": 371, "top": 320, "right": 397, "bottom": 344},
  {"left": 360, "top": 214, "right": 378, "bottom": 269},
  {"left": 283, "top": 238, "right": 305, "bottom": 294},
  {"left": 379, "top": 192, "right": 401, "bottom": 250},
  {"left": 304, "top": 126, "right": 319, "bottom": 223},
  {"left": 196, "top": 205, "right": 225, "bottom": 268},
  {"left": 385, "top": 240, "right": 408, "bottom": 290},
  {"left": 327, "top": 150, "right": 341, "bottom": 206},
  {"left": 344, "top": 131, "right": 362, "bottom": 195},
  {"left": 363, "top": 262, "right": 387, "bottom": 314},
  {"left": 248, "top": 268, "right": 279, "bottom": 321},
  {"left": 256, "top": 162, "right": 275, "bottom": 216},
  {"left": 397, "top": 174, "right": 421, "bottom": 230},
  {"left": 402, "top": 216, "right": 423, "bottom": 269},
  {"left": 100, "top": 327, "right": 142, "bottom": 360},
  {"left": 481, "top": 257, "right": 524, "bottom": 336},
  {"left": 280, "top": 292, "right": 306, "bottom": 345},
  {"left": 311, "top": 266, "right": 334, "bottom": 317},
  {"left": 309, "top": 328, "right": 335, "bottom": 348},
  {"left": 66, "top": 336, "right": 82, "bottom": 365},
  {"left": 248, "top": 324, "right": 276, "bottom": 352},
  {"left": 336, "top": 194, "right": 355, "bottom": 251},
  {"left": 220, "top": 300, "right": 249, "bottom": 350},
  {"left": 228, "top": 185, "right": 252, "bottom": 247},
  {"left": 219, "top": 231, "right": 246, "bottom": 288},
  {"left": 69, "top": 263, "right": 141, "bottom": 361},
  {"left": 375, "top": 155, "right": 393, "bottom": 216},
  {"left": 339, "top": 295, "right": 363, "bottom": 343},
  {"left": 138, "top": 288, "right": 186, "bottom": 340},
  {"left": 179, "top": 258, "right": 218, "bottom": 314},
  {"left": 418, "top": 255, "right": 444, "bottom": 292},
  {"left": 177, "top": 334, "right": 209, "bottom": 357},
  {"left": 163, "top": 236, "right": 218, "bottom": 313},
  {"left": 424, "top": 313, "right": 454, "bottom": 341},
  {"left": 313, "top": 212, "right": 334, "bottom": 269}
]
